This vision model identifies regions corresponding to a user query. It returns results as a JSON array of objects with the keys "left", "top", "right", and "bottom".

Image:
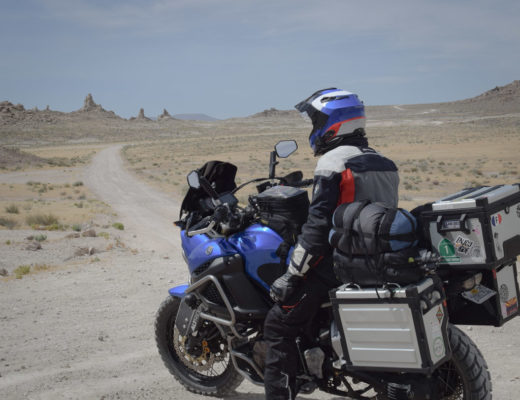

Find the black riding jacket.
[{"left": 297, "top": 144, "right": 399, "bottom": 284}]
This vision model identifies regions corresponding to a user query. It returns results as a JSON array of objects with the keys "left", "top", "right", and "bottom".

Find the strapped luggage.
[
  {"left": 329, "top": 200, "right": 420, "bottom": 285},
  {"left": 330, "top": 200, "right": 418, "bottom": 256}
]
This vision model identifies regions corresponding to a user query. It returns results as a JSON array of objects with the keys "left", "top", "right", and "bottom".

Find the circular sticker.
[
  {"left": 433, "top": 337, "right": 445, "bottom": 358},
  {"left": 499, "top": 284, "right": 509, "bottom": 302}
]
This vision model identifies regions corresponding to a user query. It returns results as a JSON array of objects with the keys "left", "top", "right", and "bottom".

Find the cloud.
[
  {"left": 37, "top": 0, "right": 520, "bottom": 56},
  {"left": 39, "top": 0, "right": 240, "bottom": 35}
]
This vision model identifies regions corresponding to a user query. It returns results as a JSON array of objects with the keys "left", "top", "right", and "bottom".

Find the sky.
[{"left": 1, "top": 0, "right": 519, "bottom": 119}]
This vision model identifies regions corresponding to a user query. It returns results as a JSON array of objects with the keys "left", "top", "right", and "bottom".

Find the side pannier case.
[
  {"left": 419, "top": 184, "right": 520, "bottom": 269},
  {"left": 330, "top": 276, "right": 451, "bottom": 373}
]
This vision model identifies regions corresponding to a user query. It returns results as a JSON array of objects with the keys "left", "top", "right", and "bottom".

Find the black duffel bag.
[
  {"left": 329, "top": 200, "right": 418, "bottom": 256},
  {"left": 329, "top": 200, "right": 421, "bottom": 285},
  {"left": 333, "top": 248, "right": 426, "bottom": 286}
]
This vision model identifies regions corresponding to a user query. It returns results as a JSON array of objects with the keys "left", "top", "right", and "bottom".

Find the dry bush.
[
  {"left": 5, "top": 204, "right": 19, "bottom": 214},
  {"left": 0, "top": 216, "right": 18, "bottom": 229},
  {"left": 26, "top": 213, "right": 59, "bottom": 226}
]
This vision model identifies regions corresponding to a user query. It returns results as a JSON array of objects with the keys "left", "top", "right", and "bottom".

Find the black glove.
[{"left": 270, "top": 271, "right": 302, "bottom": 304}]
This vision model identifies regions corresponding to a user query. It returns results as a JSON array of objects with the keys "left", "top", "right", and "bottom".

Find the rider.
[{"left": 264, "top": 88, "right": 400, "bottom": 400}]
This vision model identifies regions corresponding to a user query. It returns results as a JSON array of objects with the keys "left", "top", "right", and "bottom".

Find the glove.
[
  {"left": 270, "top": 270, "right": 302, "bottom": 304},
  {"left": 270, "top": 244, "right": 319, "bottom": 304}
]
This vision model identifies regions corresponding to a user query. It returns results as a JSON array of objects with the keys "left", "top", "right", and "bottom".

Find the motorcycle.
[{"left": 155, "top": 139, "right": 518, "bottom": 399}]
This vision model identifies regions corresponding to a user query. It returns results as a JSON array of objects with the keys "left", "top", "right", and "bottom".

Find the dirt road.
[
  {"left": 0, "top": 145, "right": 265, "bottom": 399},
  {"left": 83, "top": 145, "right": 180, "bottom": 255},
  {"left": 1, "top": 145, "right": 519, "bottom": 399}
]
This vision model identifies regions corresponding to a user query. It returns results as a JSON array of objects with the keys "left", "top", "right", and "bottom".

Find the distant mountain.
[
  {"left": 447, "top": 80, "right": 520, "bottom": 114},
  {"left": 249, "top": 107, "right": 299, "bottom": 118},
  {"left": 173, "top": 113, "right": 219, "bottom": 121},
  {"left": 462, "top": 80, "right": 520, "bottom": 103}
]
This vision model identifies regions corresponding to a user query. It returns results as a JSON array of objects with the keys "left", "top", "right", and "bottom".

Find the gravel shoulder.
[{"left": 1, "top": 145, "right": 519, "bottom": 399}]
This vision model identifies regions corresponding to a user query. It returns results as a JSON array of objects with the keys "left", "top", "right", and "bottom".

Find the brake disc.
[{"left": 174, "top": 330, "right": 215, "bottom": 372}]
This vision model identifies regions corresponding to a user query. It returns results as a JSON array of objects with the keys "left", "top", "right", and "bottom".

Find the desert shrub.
[
  {"left": 72, "top": 181, "right": 84, "bottom": 187},
  {"left": 46, "top": 223, "right": 64, "bottom": 231},
  {"left": 47, "top": 157, "right": 71, "bottom": 167},
  {"left": 34, "top": 234, "right": 47, "bottom": 242},
  {"left": 112, "top": 222, "right": 124, "bottom": 230},
  {"left": 5, "top": 204, "right": 19, "bottom": 214},
  {"left": 0, "top": 217, "right": 17, "bottom": 229},
  {"left": 14, "top": 265, "right": 31, "bottom": 279},
  {"left": 33, "top": 264, "right": 51, "bottom": 271},
  {"left": 72, "top": 224, "right": 82, "bottom": 232},
  {"left": 26, "top": 213, "right": 59, "bottom": 227},
  {"left": 98, "top": 232, "right": 110, "bottom": 239}
]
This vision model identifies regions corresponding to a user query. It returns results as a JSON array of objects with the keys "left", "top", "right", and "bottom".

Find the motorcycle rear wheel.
[
  {"left": 435, "top": 324, "right": 492, "bottom": 399},
  {"left": 155, "top": 295, "right": 244, "bottom": 396},
  {"left": 339, "top": 324, "right": 491, "bottom": 399}
]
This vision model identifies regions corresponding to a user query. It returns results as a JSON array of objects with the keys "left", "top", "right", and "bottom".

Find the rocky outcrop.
[
  {"left": 130, "top": 108, "right": 151, "bottom": 121},
  {"left": 75, "top": 94, "right": 119, "bottom": 118},
  {"left": 0, "top": 101, "right": 25, "bottom": 114},
  {"left": 79, "top": 94, "right": 104, "bottom": 112},
  {"left": 158, "top": 108, "right": 173, "bottom": 120}
]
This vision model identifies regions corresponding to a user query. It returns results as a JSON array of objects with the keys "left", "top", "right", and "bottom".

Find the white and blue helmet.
[{"left": 295, "top": 88, "right": 366, "bottom": 155}]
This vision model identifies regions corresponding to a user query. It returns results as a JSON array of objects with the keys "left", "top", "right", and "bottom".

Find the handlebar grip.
[{"left": 294, "top": 179, "right": 314, "bottom": 187}]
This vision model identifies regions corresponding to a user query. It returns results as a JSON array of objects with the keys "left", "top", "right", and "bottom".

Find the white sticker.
[
  {"left": 455, "top": 236, "right": 474, "bottom": 255},
  {"left": 462, "top": 285, "right": 496, "bottom": 304}
]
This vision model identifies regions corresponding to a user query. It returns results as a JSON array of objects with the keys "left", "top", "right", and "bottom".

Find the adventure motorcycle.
[{"left": 155, "top": 140, "right": 520, "bottom": 399}]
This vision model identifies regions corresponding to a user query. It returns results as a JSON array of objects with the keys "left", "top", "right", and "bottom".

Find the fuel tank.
[
  {"left": 181, "top": 230, "right": 238, "bottom": 275},
  {"left": 181, "top": 224, "right": 288, "bottom": 291},
  {"left": 227, "top": 223, "right": 288, "bottom": 290}
]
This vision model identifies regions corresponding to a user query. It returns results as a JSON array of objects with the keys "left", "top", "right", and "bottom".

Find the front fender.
[{"left": 168, "top": 284, "right": 189, "bottom": 299}]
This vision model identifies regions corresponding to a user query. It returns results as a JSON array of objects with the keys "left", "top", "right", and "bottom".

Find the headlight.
[{"left": 462, "top": 273, "right": 483, "bottom": 290}]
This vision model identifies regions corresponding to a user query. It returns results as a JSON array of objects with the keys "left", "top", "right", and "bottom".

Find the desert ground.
[{"left": 1, "top": 82, "right": 519, "bottom": 399}]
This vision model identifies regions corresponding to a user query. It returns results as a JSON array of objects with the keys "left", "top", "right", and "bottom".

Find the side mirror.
[
  {"left": 275, "top": 140, "right": 297, "bottom": 158},
  {"left": 187, "top": 171, "right": 200, "bottom": 189},
  {"left": 187, "top": 170, "right": 219, "bottom": 199}
]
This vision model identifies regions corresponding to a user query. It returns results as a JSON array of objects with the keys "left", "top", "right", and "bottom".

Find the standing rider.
[{"left": 264, "top": 88, "right": 400, "bottom": 400}]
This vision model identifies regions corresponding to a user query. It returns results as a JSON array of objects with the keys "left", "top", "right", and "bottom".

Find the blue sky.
[{"left": 1, "top": 0, "right": 519, "bottom": 119}]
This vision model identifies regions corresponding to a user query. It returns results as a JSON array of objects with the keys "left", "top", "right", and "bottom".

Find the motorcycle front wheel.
[{"left": 155, "top": 296, "right": 244, "bottom": 396}]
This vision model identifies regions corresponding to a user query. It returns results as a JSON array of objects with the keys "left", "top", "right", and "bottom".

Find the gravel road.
[{"left": 1, "top": 145, "right": 519, "bottom": 399}]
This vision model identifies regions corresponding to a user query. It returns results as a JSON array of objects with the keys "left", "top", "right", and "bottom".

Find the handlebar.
[
  {"left": 184, "top": 175, "right": 313, "bottom": 237},
  {"left": 293, "top": 178, "right": 314, "bottom": 187}
]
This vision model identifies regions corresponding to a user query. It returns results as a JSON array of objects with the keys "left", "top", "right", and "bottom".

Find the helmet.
[{"left": 295, "top": 88, "right": 366, "bottom": 155}]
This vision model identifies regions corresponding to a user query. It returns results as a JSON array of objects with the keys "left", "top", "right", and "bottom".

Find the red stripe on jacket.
[{"left": 338, "top": 168, "right": 355, "bottom": 206}]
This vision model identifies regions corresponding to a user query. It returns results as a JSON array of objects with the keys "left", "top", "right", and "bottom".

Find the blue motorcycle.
[{"left": 155, "top": 140, "right": 496, "bottom": 399}]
